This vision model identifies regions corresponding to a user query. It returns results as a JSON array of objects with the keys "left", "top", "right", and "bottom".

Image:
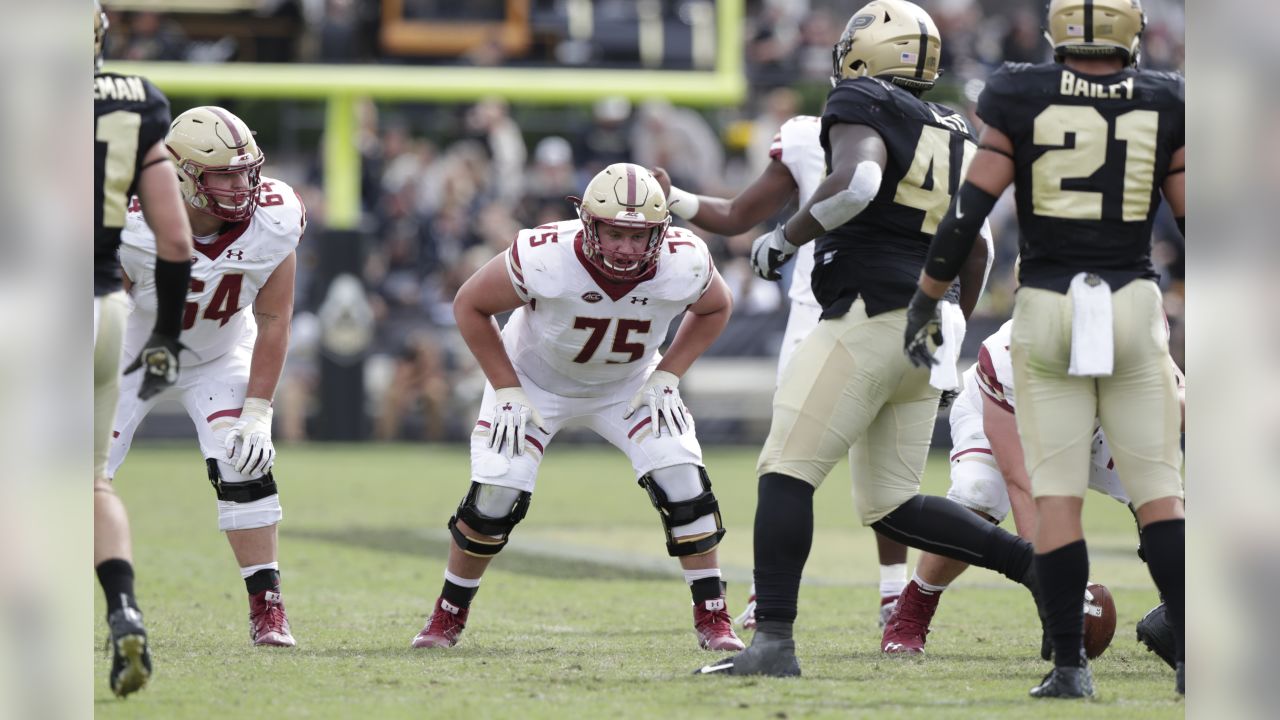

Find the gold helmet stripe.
[{"left": 1084, "top": 0, "right": 1094, "bottom": 43}]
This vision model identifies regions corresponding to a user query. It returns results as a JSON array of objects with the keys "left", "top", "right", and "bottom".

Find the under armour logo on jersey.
[
  {"left": 227, "top": 249, "right": 244, "bottom": 260},
  {"left": 630, "top": 297, "right": 648, "bottom": 305}
]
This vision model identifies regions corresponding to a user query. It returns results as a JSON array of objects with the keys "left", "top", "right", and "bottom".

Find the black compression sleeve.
[
  {"left": 152, "top": 257, "right": 191, "bottom": 339},
  {"left": 1175, "top": 216, "right": 1184, "bottom": 237},
  {"left": 923, "top": 183, "right": 999, "bottom": 284}
]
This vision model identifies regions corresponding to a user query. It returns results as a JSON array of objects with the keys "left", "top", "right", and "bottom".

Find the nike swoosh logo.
[{"left": 695, "top": 660, "right": 735, "bottom": 674}]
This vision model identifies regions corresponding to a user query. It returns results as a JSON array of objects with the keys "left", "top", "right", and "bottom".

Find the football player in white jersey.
[
  {"left": 655, "top": 115, "right": 919, "bottom": 629},
  {"left": 410, "top": 163, "right": 745, "bottom": 653},
  {"left": 109, "top": 106, "right": 302, "bottom": 647},
  {"left": 882, "top": 319, "right": 1184, "bottom": 663}
]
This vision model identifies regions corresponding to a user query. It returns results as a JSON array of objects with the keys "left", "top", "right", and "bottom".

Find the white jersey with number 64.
[{"left": 119, "top": 176, "right": 305, "bottom": 366}]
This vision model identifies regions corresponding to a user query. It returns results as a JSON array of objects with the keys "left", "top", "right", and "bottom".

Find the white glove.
[
  {"left": 490, "top": 386, "right": 546, "bottom": 457},
  {"left": 224, "top": 398, "right": 275, "bottom": 477},
  {"left": 623, "top": 370, "right": 690, "bottom": 437},
  {"left": 749, "top": 225, "right": 801, "bottom": 281}
]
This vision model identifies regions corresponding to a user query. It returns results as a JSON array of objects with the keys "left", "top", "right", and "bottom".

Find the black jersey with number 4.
[
  {"left": 977, "top": 62, "right": 1184, "bottom": 293},
  {"left": 815, "top": 76, "right": 977, "bottom": 319},
  {"left": 94, "top": 71, "right": 172, "bottom": 296}
]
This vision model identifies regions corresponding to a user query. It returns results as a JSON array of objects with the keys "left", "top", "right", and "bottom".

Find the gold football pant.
[
  {"left": 94, "top": 292, "right": 130, "bottom": 482},
  {"left": 758, "top": 300, "right": 939, "bottom": 525},
  {"left": 1011, "top": 280, "right": 1182, "bottom": 509}
]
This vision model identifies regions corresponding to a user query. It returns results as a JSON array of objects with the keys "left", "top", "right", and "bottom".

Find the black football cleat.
[
  {"left": 1029, "top": 657, "right": 1095, "bottom": 699},
  {"left": 1135, "top": 602, "right": 1177, "bottom": 670},
  {"left": 693, "top": 631, "right": 800, "bottom": 677},
  {"left": 106, "top": 606, "right": 152, "bottom": 698}
]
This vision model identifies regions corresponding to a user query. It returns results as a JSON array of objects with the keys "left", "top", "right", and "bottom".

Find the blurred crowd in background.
[{"left": 102, "top": 0, "right": 1185, "bottom": 443}]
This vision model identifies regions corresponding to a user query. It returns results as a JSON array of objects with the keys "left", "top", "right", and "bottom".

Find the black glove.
[
  {"left": 903, "top": 288, "right": 942, "bottom": 368},
  {"left": 938, "top": 389, "right": 959, "bottom": 410},
  {"left": 124, "top": 333, "right": 182, "bottom": 401}
]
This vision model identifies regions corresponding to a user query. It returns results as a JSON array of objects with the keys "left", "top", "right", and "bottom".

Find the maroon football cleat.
[
  {"left": 881, "top": 581, "right": 940, "bottom": 655},
  {"left": 249, "top": 589, "right": 296, "bottom": 647},
  {"left": 411, "top": 597, "right": 469, "bottom": 648},
  {"left": 694, "top": 596, "right": 746, "bottom": 651}
]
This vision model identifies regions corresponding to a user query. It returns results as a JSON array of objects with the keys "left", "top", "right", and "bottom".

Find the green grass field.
[{"left": 95, "top": 443, "right": 1182, "bottom": 718}]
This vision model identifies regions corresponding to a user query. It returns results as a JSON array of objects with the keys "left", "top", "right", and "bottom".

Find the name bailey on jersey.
[
  {"left": 1059, "top": 70, "right": 1134, "bottom": 100},
  {"left": 94, "top": 74, "right": 148, "bottom": 103}
]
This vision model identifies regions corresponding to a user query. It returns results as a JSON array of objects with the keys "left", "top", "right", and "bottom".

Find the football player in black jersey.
[
  {"left": 93, "top": 0, "right": 193, "bottom": 698},
  {"left": 696, "top": 0, "right": 1045, "bottom": 678},
  {"left": 904, "top": 0, "right": 1185, "bottom": 699}
]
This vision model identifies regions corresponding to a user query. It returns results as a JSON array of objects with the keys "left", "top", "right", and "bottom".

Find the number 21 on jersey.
[{"left": 1032, "top": 106, "right": 1158, "bottom": 221}]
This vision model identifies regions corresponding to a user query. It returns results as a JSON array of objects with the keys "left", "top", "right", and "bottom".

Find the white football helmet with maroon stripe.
[
  {"left": 576, "top": 163, "right": 671, "bottom": 281},
  {"left": 166, "top": 106, "right": 265, "bottom": 223}
]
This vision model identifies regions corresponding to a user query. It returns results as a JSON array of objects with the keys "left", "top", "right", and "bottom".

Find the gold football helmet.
[
  {"left": 165, "top": 106, "right": 265, "bottom": 222},
  {"left": 1044, "top": 0, "right": 1146, "bottom": 66},
  {"left": 94, "top": 1, "right": 107, "bottom": 71},
  {"left": 831, "top": 0, "right": 941, "bottom": 92},
  {"left": 575, "top": 163, "right": 670, "bottom": 281}
]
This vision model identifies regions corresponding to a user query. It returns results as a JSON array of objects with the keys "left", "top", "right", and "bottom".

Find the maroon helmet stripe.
[
  {"left": 206, "top": 107, "right": 243, "bottom": 147},
  {"left": 626, "top": 165, "right": 637, "bottom": 206}
]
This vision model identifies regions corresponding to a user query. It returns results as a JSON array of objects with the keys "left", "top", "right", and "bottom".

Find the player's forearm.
[
  {"left": 245, "top": 318, "right": 290, "bottom": 401},
  {"left": 1005, "top": 475, "right": 1037, "bottom": 541},
  {"left": 456, "top": 306, "right": 520, "bottom": 389},
  {"left": 956, "top": 232, "right": 990, "bottom": 319},
  {"left": 921, "top": 183, "right": 997, "bottom": 292},
  {"left": 655, "top": 305, "right": 730, "bottom": 378}
]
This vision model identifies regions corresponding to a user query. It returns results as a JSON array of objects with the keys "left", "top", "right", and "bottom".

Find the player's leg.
[
  {"left": 184, "top": 352, "right": 293, "bottom": 647},
  {"left": 1008, "top": 287, "right": 1097, "bottom": 697},
  {"left": 881, "top": 453, "right": 1009, "bottom": 654},
  {"left": 412, "top": 380, "right": 553, "bottom": 648},
  {"left": 93, "top": 292, "right": 152, "bottom": 697},
  {"left": 601, "top": 382, "right": 742, "bottom": 652},
  {"left": 701, "top": 303, "right": 905, "bottom": 677},
  {"left": 1098, "top": 279, "right": 1185, "bottom": 692},
  {"left": 873, "top": 527, "right": 908, "bottom": 627}
]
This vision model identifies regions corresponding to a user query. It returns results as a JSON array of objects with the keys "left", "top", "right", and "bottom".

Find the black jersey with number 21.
[
  {"left": 94, "top": 71, "right": 172, "bottom": 296},
  {"left": 816, "top": 76, "right": 977, "bottom": 319},
  {"left": 977, "top": 62, "right": 1184, "bottom": 293}
]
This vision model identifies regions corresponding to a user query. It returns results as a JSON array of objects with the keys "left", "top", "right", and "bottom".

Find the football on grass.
[{"left": 1083, "top": 582, "right": 1117, "bottom": 659}]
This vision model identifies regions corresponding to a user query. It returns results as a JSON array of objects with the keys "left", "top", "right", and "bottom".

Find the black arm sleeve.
[
  {"left": 152, "top": 257, "right": 191, "bottom": 339},
  {"left": 922, "top": 183, "right": 999, "bottom": 284},
  {"left": 1175, "top": 216, "right": 1184, "bottom": 237}
]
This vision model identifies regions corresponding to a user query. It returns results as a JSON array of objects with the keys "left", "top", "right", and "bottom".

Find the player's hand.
[
  {"left": 938, "top": 389, "right": 960, "bottom": 410},
  {"left": 750, "top": 225, "right": 800, "bottom": 281},
  {"left": 224, "top": 398, "right": 276, "bottom": 476},
  {"left": 904, "top": 288, "right": 943, "bottom": 368},
  {"left": 623, "top": 370, "right": 690, "bottom": 437},
  {"left": 490, "top": 386, "right": 546, "bottom": 458},
  {"left": 651, "top": 166, "right": 673, "bottom": 198},
  {"left": 123, "top": 333, "right": 182, "bottom": 401}
]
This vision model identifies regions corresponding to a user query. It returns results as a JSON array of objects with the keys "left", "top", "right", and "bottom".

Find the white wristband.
[{"left": 667, "top": 186, "right": 700, "bottom": 220}]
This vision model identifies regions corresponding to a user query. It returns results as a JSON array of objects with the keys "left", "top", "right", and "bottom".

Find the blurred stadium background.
[{"left": 101, "top": 0, "right": 1185, "bottom": 448}]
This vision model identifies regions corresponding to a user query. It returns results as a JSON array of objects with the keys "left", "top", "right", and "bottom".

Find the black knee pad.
[
  {"left": 205, "top": 458, "right": 278, "bottom": 503},
  {"left": 447, "top": 481, "right": 532, "bottom": 558},
  {"left": 637, "top": 466, "right": 725, "bottom": 557}
]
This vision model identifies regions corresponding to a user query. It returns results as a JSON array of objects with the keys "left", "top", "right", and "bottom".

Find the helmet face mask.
[
  {"left": 1044, "top": 0, "right": 1146, "bottom": 67},
  {"left": 576, "top": 163, "right": 670, "bottom": 281},
  {"left": 165, "top": 106, "right": 265, "bottom": 223},
  {"left": 831, "top": 0, "right": 941, "bottom": 92}
]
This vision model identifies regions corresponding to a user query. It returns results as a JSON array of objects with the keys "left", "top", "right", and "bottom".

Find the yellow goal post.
[{"left": 103, "top": 0, "right": 745, "bottom": 230}]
